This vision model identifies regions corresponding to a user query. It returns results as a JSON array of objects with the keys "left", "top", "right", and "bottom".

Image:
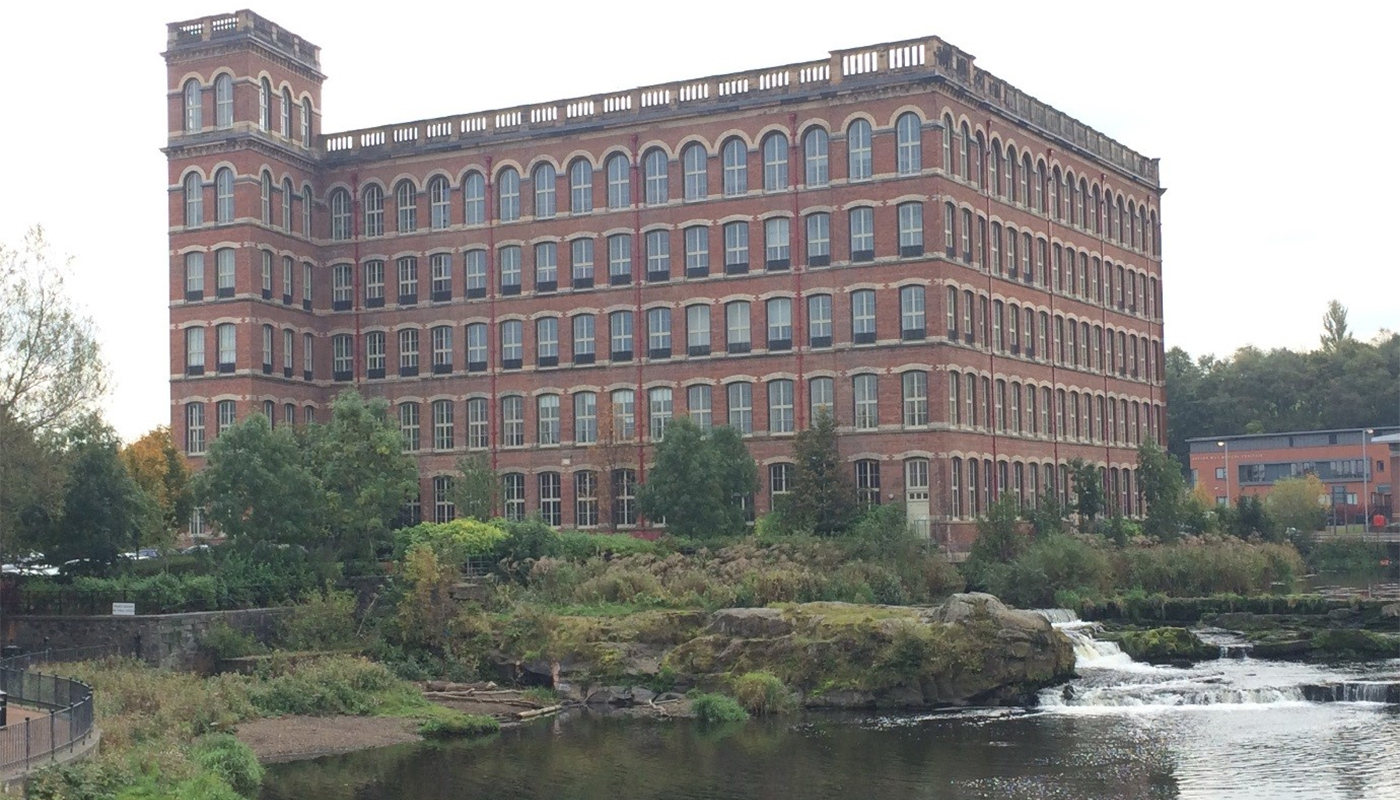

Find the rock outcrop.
[{"left": 496, "top": 595, "right": 1075, "bottom": 710}]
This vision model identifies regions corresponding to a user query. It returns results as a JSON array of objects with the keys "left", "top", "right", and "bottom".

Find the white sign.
[{"left": 112, "top": 603, "right": 135, "bottom": 617}]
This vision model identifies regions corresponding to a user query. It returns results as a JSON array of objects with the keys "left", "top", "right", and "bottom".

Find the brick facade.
[{"left": 165, "top": 11, "right": 1166, "bottom": 550}]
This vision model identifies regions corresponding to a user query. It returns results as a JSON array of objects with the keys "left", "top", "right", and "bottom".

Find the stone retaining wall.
[{"left": 4, "top": 608, "right": 288, "bottom": 671}]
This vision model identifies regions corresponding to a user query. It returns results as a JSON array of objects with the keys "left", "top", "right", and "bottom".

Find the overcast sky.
[{"left": 1, "top": 1, "right": 1394, "bottom": 440}]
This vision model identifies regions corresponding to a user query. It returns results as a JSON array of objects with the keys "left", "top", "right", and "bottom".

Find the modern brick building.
[
  {"left": 164, "top": 10, "right": 1166, "bottom": 549},
  {"left": 1189, "top": 428, "right": 1398, "bottom": 525}
]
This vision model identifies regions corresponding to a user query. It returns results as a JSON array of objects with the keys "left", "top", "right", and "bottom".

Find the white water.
[{"left": 1030, "top": 609, "right": 1400, "bottom": 712}]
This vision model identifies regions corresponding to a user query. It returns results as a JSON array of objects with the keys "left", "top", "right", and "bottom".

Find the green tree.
[
  {"left": 39, "top": 416, "right": 158, "bottom": 566},
  {"left": 1136, "top": 440, "right": 1185, "bottom": 541},
  {"left": 1068, "top": 458, "right": 1105, "bottom": 524},
  {"left": 636, "top": 419, "right": 725, "bottom": 538},
  {"left": 1320, "top": 299, "right": 1351, "bottom": 353},
  {"left": 119, "top": 426, "right": 193, "bottom": 548},
  {"left": 962, "top": 494, "right": 1027, "bottom": 589},
  {"left": 452, "top": 453, "right": 499, "bottom": 522},
  {"left": 0, "top": 406, "right": 65, "bottom": 557},
  {"left": 1026, "top": 492, "right": 1067, "bottom": 539},
  {"left": 779, "top": 408, "right": 859, "bottom": 536},
  {"left": 636, "top": 420, "right": 757, "bottom": 538},
  {"left": 306, "top": 390, "right": 420, "bottom": 560},
  {"left": 1267, "top": 475, "right": 1327, "bottom": 534},
  {"left": 193, "top": 415, "right": 326, "bottom": 547}
]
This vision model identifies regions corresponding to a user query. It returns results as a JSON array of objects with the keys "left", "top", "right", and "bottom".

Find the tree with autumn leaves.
[{"left": 118, "top": 427, "right": 194, "bottom": 549}]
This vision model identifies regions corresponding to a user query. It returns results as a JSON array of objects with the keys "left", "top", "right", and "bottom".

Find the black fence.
[{"left": 0, "top": 646, "right": 116, "bottom": 774}]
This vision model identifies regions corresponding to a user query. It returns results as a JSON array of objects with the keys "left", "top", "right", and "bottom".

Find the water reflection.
[{"left": 260, "top": 699, "right": 1400, "bottom": 800}]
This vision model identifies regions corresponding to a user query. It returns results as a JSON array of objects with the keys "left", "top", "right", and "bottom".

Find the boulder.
[
  {"left": 629, "top": 686, "right": 656, "bottom": 705},
  {"left": 1381, "top": 603, "right": 1399, "bottom": 619},
  {"left": 1112, "top": 627, "right": 1216, "bottom": 664}
]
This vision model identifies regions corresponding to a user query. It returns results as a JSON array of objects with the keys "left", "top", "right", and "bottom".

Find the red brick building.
[
  {"left": 164, "top": 11, "right": 1165, "bottom": 549},
  {"left": 1189, "top": 428, "right": 1398, "bottom": 525}
]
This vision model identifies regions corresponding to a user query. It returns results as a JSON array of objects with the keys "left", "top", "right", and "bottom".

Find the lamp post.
[{"left": 1217, "top": 439, "right": 1230, "bottom": 507}]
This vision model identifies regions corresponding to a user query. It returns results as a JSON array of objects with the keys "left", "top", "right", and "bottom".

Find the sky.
[{"left": 1, "top": 1, "right": 1395, "bottom": 441}]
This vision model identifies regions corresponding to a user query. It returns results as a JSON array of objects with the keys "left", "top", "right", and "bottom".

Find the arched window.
[
  {"left": 463, "top": 172, "right": 485, "bottom": 224},
  {"left": 605, "top": 153, "right": 630, "bottom": 209},
  {"left": 762, "top": 133, "right": 788, "bottom": 191},
  {"left": 260, "top": 171, "right": 273, "bottom": 224},
  {"left": 498, "top": 167, "right": 521, "bottom": 221},
  {"left": 258, "top": 77, "right": 271, "bottom": 130},
  {"left": 533, "top": 164, "right": 556, "bottom": 218},
  {"left": 363, "top": 184, "right": 384, "bottom": 237},
  {"left": 214, "top": 168, "right": 234, "bottom": 224},
  {"left": 803, "top": 127, "right": 829, "bottom": 187},
  {"left": 183, "top": 79, "right": 202, "bottom": 132},
  {"left": 280, "top": 179, "right": 291, "bottom": 229},
  {"left": 183, "top": 173, "right": 202, "bottom": 227},
  {"left": 280, "top": 88, "right": 292, "bottom": 137},
  {"left": 302, "top": 184, "right": 313, "bottom": 235},
  {"left": 300, "top": 98, "right": 311, "bottom": 144},
  {"left": 895, "top": 112, "right": 921, "bottom": 175},
  {"left": 1020, "top": 153, "right": 1032, "bottom": 203},
  {"left": 721, "top": 138, "right": 747, "bottom": 196},
  {"left": 214, "top": 74, "right": 233, "bottom": 128},
  {"left": 643, "top": 149, "right": 668, "bottom": 205},
  {"left": 959, "top": 122, "right": 971, "bottom": 178},
  {"left": 989, "top": 140, "right": 1002, "bottom": 196},
  {"left": 682, "top": 143, "right": 708, "bottom": 199},
  {"left": 330, "top": 188, "right": 351, "bottom": 240},
  {"left": 570, "top": 159, "right": 593, "bottom": 213},
  {"left": 428, "top": 176, "right": 450, "bottom": 229},
  {"left": 847, "top": 119, "right": 872, "bottom": 180},
  {"left": 941, "top": 115, "right": 954, "bottom": 171},
  {"left": 1034, "top": 161, "right": 1045, "bottom": 212},
  {"left": 395, "top": 180, "right": 417, "bottom": 232},
  {"left": 1005, "top": 146, "right": 1017, "bottom": 200}
]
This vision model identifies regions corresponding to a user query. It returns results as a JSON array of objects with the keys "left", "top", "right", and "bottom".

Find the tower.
[{"left": 164, "top": 11, "right": 325, "bottom": 497}]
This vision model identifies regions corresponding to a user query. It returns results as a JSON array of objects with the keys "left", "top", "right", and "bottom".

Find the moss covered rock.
[
  {"left": 1308, "top": 629, "right": 1400, "bottom": 661},
  {"left": 1112, "top": 627, "right": 1216, "bottom": 664}
]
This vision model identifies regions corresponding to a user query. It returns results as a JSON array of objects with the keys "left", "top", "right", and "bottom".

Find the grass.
[
  {"left": 418, "top": 711, "right": 501, "bottom": 739},
  {"left": 731, "top": 672, "right": 797, "bottom": 715},
  {"left": 690, "top": 692, "right": 749, "bottom": 724}
]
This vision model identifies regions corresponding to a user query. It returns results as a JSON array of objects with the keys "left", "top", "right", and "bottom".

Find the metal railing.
[{"left": 0, "top": 646, "right": 120, "bottom": 774}]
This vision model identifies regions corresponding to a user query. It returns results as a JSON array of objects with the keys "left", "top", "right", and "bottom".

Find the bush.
[
  {"left": 556, "top": 531, "right": 659, "bottom": 560},
  {"left": 418, "top": 712, "right": 500, "bottom": 739},
  {"left": 690, "top": 692, "right": 748, "bottom": 724},
  {"left": 278, "top": 589, "right": 359, "bottom": 651},
  {"left": 731, "top": 671, "right": 797, "bottom": 715},
  {"left": 190, "top": 734, "right": 264, "bottom": 798},
  {"left": 496, "top": 517, "right": 561, "bottom": 568},
  {"left": 1118, "top": 539, "right": 1304, "bottom": 596},
  {"left": 199, "top": 621, "right": 263, "bottom": 661},
  {"left": 246, "top": 656, "right": 406, "bottom": 717},
  {"left": 394, "top": 519, "right": 507, "bottom": 564},
  {"left": 982, "top": 534, "right": 1116, "bottom": 608},
  {"left": 1308, "top": 535, "right": 1388, "bottom": 572}
]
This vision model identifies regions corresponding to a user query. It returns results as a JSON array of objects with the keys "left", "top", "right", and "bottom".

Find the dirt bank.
[{"left": 235, "top": 715, "right": 421, "bottom": 763}]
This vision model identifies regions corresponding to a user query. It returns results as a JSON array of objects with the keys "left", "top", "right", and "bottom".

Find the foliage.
[
  {"left": 189, "top": 734, "right": 264, "bottom": 798},
  {"left": 193, "top": 415, "right": 326, "bottom": 548},
  {"left": 638, "top": 419, "right": 757, "bottom": 539},
  {"left": 304, "top": 390, "right": 420, "bottom": 561},
  {"left": 975, "top": 534, "right": 1116, "bottom": 608},
  {"left": 1116, "top": 538, "right": 1304, "bottom": 596},
  {"left": 1307, "top": 535, "right": 1388, "bottom": 572},
  {"left": 1113, "top": 627, "right": 1216, "bottom": 663},
  {"left": 1223, "top": 495, "right": 1277, "bottom": 540},
  {"left": 198, "top": 621, "right": 264, "bottom": 661},
  {"left": 394, "top": 518, "right": 507, "bottom": 564},
  {"left": 1165, "top": 311, "right": 1399, "bottom": 466},
  {"left": 1267, "top": 475, "right": 1327, "bottom": 535},
  {"left": 278, "top": 588, "right": 359, "bottom": 652},
  {"left": 1319, "top": 299, "right": 1352, "bottom": 353},
  {"left": 0, "top": 406, "right": 66, "bottom": 559},
  {"left": 395, "top": 546, "right": 460, "bottom": 651},
  {"left": 496, "top": 517, "right": 562, "bottom": 575},
  {"left": 556, "top": 531, "right": 660, "bottom": 561},
  {"left": 690, "top": 692, "right": 749, "bottom": 724},
  {"left": 0, "top": 226, "right": 109, "bottom": 433},
  {"left": 1026, "top": 492, "right": 1067, "bottom": 539},
  {"left": 778, "top": 408, "right": 859, "bottom": 536},
  {"left": 452, "top": 453, "right": 499, "bottom": 522},
  {"left": 731, "top": 671, "right": 797, "bottom": 715},
  {"left": 418, "top": 712, "right": 500, "bottom": 739},
  {"left": 1067, "top": 458, "right": 1105, "bottom": 522},
  {"left": 962, "top": 494, "right": 1028, "bottom": 589},
  {"left": 1136, "top": 441, "right": 1185, "bottom": 540},
  {"left": 36, "top": 416, "right": 159, "bottom": 566},
  {"left": 119, "top": 427, "right": 193, "bottom": 549},
  {"left": 244, "top": 656, "right": 407, "bottom": 717}
]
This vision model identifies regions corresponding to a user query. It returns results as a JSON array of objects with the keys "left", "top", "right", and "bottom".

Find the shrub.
[
  {"left": 246, "top": 656, "right": 405, "bottom": 717},
  {"left": 991, "top": 534, "right": 1116, "bottom": 608},
  {"left": 690, "top": 692, "right": 748, "bottom": 724},
  {"left": 190, "top": 734, "right": 264, "bottom": 798},
  {"left": 199, "top": 621, "right": 263, "bottom": 661},
  {"left": 1308, "top": 536, "right": 1387, "bottom": 572},
  {"left": 278, "top": 588, "right": 359, "bottom": 651},
  {"left": 394, "top": 519, "right": 507, "bottom": 565},
  {"left": 731, "top": 671, "right": 797, "bottom": 715},
  {"left": 418, "top": 712, "right": 500, "bottom": 739},
  {"left": 496, "top": 517, "right": 561, "bottom": 569}
]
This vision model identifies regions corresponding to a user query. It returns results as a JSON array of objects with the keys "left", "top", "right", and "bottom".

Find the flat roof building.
[
  {"left": 1188, "top": 428, "right": 1398, "bottom": 524},
  {"left": 164, "top": 10, "right": 1165, "bottom": 549}
]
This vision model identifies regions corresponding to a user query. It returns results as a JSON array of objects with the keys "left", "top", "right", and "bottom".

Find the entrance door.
[{"left": 905, "top": 458, "right": 931, "bottom": 538}]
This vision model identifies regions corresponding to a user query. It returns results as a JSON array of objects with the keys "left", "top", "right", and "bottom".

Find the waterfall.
[{"left": 1029, "top": 608, "right": 1082, "bottom": 625}]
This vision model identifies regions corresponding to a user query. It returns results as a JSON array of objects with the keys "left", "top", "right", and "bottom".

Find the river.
[{"left": 262, "top": 618, "right": 1400, "bottom": 800}]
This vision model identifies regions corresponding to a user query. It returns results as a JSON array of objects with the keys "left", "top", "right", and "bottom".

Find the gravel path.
[{"left": 235, "top": 715, "right": 421, "bottom": 763}]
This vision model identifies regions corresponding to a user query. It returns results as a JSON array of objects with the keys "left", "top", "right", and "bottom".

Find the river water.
[{"left": 262, "top": 618, "right": 1400, "bottom": 800}]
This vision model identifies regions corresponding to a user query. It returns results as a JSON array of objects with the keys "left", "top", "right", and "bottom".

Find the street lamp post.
[{"left": 1217, "top": 439, "right": 1230, "bottom": 507}]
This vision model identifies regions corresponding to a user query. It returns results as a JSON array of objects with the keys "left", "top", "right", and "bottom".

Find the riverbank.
[{"left": 235, "top": 716, "right": 421, "bottom": 763}]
